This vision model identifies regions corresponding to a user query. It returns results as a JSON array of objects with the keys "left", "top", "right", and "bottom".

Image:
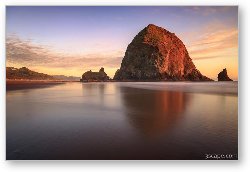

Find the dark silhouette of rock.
[
  {"left": 218, "top": 68, "right": 233, "bottom": 81},
  {"left": 6, "top": 67, "right": 55, "bottom": 80},
  {"left": 81, "top": 67, "right": 110, "bottom": 82},
  {"left": 114, "top": 24, "right": 212, "bottom": 81},
  {"left": 99, "top": 67, "right": 105, "bottom": 73}
]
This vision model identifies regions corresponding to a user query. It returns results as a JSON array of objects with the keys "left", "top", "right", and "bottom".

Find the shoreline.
[
  {"left": 6, "top": 79, "right": 238, "bottom": 93},
  {"left": 6, "top": 80, "right": 69, "bottom": 91}
]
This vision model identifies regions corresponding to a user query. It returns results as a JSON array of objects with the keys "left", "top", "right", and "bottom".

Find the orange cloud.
[
  {"left": 179, "top": 23, "right": 238, "bottom": 80},
  {"left": 6, "top": 36, "right": 124, "bottom": 77}
]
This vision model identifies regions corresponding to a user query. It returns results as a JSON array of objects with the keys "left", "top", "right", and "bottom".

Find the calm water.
[{"left": 6, "top": 82, "right": 238, "bottom": 160}]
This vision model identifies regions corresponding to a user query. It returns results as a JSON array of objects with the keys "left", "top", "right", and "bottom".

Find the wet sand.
[
  {"left": 6, "top": 80, "right": 67, "bottom": 91},
  {"left": 6, "top": 82, "right": 238, "bottom": 160}
]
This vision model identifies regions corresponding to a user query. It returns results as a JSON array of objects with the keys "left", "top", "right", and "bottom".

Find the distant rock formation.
[
  {"left": 53, "top": 75, "right": 81, "bottom": 81},
  {"left": 114, "top": 24, "right": 212, "bottom": 81},
  {"left": 218, "top": 68, "right": 233, "bottom": 81},
  {"left": 80, "top": 67, "right": 110, "bottom": 82},
  {"left": 6, "top": 67, "right": 55, "bottom": 80}
]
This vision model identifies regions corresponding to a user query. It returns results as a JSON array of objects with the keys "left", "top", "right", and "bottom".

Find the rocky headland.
[{"left": 6, "top": 67, "right": 55, "bottom": 80}]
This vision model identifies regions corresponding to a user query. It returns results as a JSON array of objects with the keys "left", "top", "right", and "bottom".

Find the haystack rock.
[
  {"left": 80, "top": 67, "right": 110, "bottom": 82},
  {"left": 114, "top": 24, "right": 212, "bottom": 81},
  {"left": 218, "top": 68, "right": 233, "bottom": 81}
]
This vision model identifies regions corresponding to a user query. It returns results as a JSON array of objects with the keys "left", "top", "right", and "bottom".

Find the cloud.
[
  {"left": 173, "top": 20, "right": 238, "bottom": 80},
  {"left": 184, "top": 6, "right": 234, "bottom": 16},
  {"left": 187, "top": 27, "right": 238, "bottom": 60},
  {"left": 176, "top": 19, "right": 238, "bottom": 62},
  {"left": 6, "top": 35, "right": 123, "bottom": 74}
]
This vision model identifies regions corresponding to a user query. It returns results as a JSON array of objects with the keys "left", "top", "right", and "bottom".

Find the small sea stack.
[
  {"left": 80, "top": 67, "right": 110, "bottom": 82},
  {"left": 218, "top": 68, "right": 233, "bottom": 81}
]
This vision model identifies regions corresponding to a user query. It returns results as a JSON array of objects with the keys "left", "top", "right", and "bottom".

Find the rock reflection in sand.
[{"left": 120, "top": 87, "right": 190, "bottom": 137}]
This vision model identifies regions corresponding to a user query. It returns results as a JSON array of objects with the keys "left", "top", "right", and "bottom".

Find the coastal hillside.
[
  {"left": 6, "top": 67, "right": 55, "bottom": 80},
  {"left": 114, "top": 24, "right": 212, "bottom": 81}
]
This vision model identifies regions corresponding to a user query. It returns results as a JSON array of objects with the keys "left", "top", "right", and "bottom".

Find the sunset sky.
[{"left": 6, "top": 6, "right": 238, "bottom": 80}]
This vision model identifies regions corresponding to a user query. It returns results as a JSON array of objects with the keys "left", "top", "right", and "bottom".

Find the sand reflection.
[{"left": 120, "top": 87, "right": 190, "bottom": 137}]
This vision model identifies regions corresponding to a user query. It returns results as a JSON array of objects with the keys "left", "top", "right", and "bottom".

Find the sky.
[{"left": 6, "top": 6, "right": 238, "bottom": 80}]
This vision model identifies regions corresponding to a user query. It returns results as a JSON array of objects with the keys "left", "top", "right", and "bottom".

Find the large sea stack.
[
  {"left": 114, "top": 24, "right": 212, "bottom": 81},
  {"left": 218, "top": 68, "right": 233, "bottom": 81}
]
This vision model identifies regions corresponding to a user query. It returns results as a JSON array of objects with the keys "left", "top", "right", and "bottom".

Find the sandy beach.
[
  {"left": 6, "top": 82, "right": 238, "bottom": 160},
  {"left": 6, "top": 80, "right": 67, "bottom": 91}
]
